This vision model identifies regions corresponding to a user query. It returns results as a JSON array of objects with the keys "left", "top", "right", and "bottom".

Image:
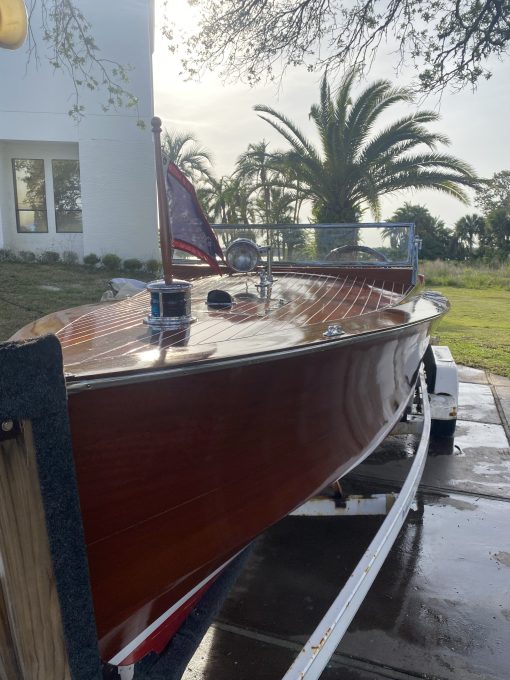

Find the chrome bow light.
[
  {"left": 225, "top": 239, "right": 260, "bottom": 273},
  {"left": 226, "top": 238, "right": 277, "bottom": 300}
]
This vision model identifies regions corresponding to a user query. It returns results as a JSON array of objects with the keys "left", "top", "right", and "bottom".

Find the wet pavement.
[{"left": 184, "top": 367, "right": 510, "bottom": 680}]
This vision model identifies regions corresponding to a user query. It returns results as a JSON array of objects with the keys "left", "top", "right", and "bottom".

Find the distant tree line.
[
  {"left": 393, "top": 172, "right": 510, "bottom": 261},
  {"left": 390, "top": 189, "right": 510, "bottom": 262}
]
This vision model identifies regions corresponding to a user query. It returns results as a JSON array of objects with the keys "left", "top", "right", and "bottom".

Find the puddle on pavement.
[
  {"left": 458, "top": 383, "right": 500, "bottom": 424},
  {"left": 454, "top": 421, "right": 509, "bottom": 449},
  {"left": 491, "top": 551, "right": 510, "bottom": 567},
  {"left": 473, "top": 460, "right": 510, "bottom": 476}
]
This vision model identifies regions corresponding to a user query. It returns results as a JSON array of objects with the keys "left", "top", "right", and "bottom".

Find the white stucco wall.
[
  {"left": 79, "top": 134, "right": 158, "bottom": 259},
  {"left": 0, "top": 0, "right": 159, "bottom": 261}
]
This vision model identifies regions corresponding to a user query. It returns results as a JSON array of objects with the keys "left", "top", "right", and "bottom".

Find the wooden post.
[
  {"left": 152, "top": 115, "right": 174, "bottom": 284},
  {"left": 0, "top": 585, "right": 18, "bottom": 680},
  {"left": 0, "top": 421, "right": 71, "bottom": 680}
]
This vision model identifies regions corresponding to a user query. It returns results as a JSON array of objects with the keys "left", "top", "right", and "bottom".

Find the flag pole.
[
  {"left": 145, "top": 117, "right": 194, "bottom": 337},
  {"left": 151, "top": 116, "right": 173, "bottom": 284}
]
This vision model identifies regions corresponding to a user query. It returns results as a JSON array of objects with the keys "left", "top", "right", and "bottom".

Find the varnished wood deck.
[{"left": 13, "top": 272, "right": 413, "bottom": 379}]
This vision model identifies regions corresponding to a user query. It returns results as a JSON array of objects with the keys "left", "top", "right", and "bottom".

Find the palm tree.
[
  {"left": 252, "top": 187, "right": 293, "bottom": 224},
  {"left": 252, "top": 187, "right": 297, "bottom": 258},
  {"left": 236, "top": 141, "right": 276, "bottom": 224},
  {"left": 236, "top": 140, "right": 301, "bottom": 226},
  {"left": 254, "top": 71, "right": 479, "bottom": 254},
  {"left": 282, "top": 165, "right": 306, "bottom": 225},
  {"left": 199, "top": 174, "right": 259, "bottom": 249},
  {"left": 381, "top": 223, "right": 411, "bottom": 255},
  {"left": 390, "top": 203, "right": 450, "bottom": 260},
  {"left": 454, "top": 214, "right": 485, "bottom": 257},
  {"left": 161, "top": 129, "right": 213, "bottom": 183},
  {"left": 199, "top": 175, "right": 255, "bottom": 228}
]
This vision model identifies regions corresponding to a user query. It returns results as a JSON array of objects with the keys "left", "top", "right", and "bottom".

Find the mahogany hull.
[{"left": 68, "top": 319, "right": 431, "bottom": 663}]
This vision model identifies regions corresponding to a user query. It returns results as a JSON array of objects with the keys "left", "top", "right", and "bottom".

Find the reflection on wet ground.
[{"left": 185, "top": 369, "right": 510, "bottom": 679}]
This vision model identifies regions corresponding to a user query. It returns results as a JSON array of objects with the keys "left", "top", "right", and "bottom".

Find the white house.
[{"left": 0, "top": 0, "right": 159, "bottom": 261}]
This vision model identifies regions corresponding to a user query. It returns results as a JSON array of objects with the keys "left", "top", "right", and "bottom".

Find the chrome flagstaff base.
[{"left": 144, "top": 279, "right": 195, "bottom": 328}]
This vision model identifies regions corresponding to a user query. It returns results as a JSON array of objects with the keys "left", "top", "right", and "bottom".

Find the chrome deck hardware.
[
  {"left": 144, "top": 279, "right": 195, "bottom": 328},
  {"left": 255, "top": 268, "right": 273, "bottom": 300},
  {"left": 323, "top": 324, "right": 345, "bottom": 338}
]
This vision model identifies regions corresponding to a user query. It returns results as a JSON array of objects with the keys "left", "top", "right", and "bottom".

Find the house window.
[
  {"left": 52, "top": 159, "right": 83, "bottom": 233},
  {"left": 12, "top": 159, "right": 48, "bottom": 233}
]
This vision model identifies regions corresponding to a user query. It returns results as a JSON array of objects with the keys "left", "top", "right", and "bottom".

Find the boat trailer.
[{"left": 279, "top": 346, "right": 458, "bottom": 680}]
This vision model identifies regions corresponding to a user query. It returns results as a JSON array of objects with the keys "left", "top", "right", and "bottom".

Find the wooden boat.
[
  {"left": 9, "top": 122, "right": 449, "bottom": 670},
  {"left": 11, "top": 239, "right": 447, "bottom": 667}
]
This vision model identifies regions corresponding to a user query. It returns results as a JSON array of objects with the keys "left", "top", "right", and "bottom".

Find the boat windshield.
[{"left": 174, "top": 222, "right": 417, "bottom": 268}]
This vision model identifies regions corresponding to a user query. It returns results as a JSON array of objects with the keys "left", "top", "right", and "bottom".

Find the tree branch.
[
  {"left": 172, "top": 0, "right": 510, "bottom": 92},
  {"left": 26, "top": 0, "right": 144, "bottom": 124}
]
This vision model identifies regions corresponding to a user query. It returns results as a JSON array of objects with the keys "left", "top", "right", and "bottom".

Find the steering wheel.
[{"left": 325, "top": 244, "right": 388, "bottom": 262}]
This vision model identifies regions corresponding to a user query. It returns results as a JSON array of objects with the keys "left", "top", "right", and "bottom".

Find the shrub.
[
  {"left": 83, "top": 253, "right": 100, "bottom": 267},
  {"left": 123, "top": 257, "right": 143, "bottom": 273},
  {"left": 101, "top": 253, "right": 122, "bottom": 270},
  {"left": 0, "top": 248, "right": 15, "bottom": 262},
  {"left": 18, "top": 250, "right": 36, "bottom": 262},
  {"left": 39, "top": 250, "right": 60, "bottom": 264},
  {"left": 144, "top": 258, "right": 161, "bottom": 277},
  {"left": 62, "top": 250, "right": 79, "bottom": 265}
]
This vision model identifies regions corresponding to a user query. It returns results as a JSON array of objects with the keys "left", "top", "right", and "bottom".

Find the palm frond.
[
  {"left": 348, "top": 85, "right": 414, "bottom": 145},
  {"left": 254, "top": 105, "right": 322, "bottom": 166},
  {"left": 380, "top": 152, "right": 478, "bottom": 180},
  {"left": 161, "top": 128, "right": 214, "bottom": 182},
  {"left": 359, "top": 113, "right": 448, "bottom": 167},
  {"left": 377, "top": 169, "right": 474, "bottom": 202},
  {"left": 332, "top": 69, "right": 357, "bottom": 131}
]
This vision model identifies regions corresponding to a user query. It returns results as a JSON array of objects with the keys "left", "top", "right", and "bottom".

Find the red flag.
[{"left": 166, "top": 162, "right": 223, "bottom": 273}]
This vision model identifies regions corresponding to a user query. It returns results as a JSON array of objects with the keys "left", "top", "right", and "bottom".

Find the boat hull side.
[{"left": 68, "top": 321, "right": 431, "bottom": 661}]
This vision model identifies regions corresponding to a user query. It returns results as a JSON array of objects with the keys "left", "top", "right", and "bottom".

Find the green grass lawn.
[
  {"left": 0, "top": 262, "right": 151, "bottom": 340},
  {"left": 432, "top": 286, "right": 510, "bottom": 378},
  {"left": 1, "top": 262, "right": 509, "bottom": 377}
]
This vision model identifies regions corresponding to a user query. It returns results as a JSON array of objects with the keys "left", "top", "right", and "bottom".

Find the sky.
[{"left": 152, "top": 1, "right": 510, "bottom": 229}]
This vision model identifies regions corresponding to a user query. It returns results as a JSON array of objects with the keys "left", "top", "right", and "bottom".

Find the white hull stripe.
[{"left": 109, "top": 553, "right": 240, "bottom": 666}]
